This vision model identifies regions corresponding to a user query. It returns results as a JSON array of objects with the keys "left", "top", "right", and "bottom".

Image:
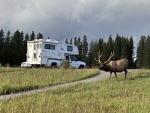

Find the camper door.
[{"left": 33, "top": 43, "right": 37, "bottom": 60}]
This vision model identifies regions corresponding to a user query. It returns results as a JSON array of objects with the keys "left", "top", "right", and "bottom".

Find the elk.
[{"left": 95, "top": 51, "right": 129, "bottom": 80}]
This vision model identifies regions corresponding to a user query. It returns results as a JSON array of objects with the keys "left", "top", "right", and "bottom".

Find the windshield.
[{"left": 70, "top": 56, "right": 77, "bottom": 61}]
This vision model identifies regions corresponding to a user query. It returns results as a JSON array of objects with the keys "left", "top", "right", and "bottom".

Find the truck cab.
[{"left": 66, "top": 56, "right": 86, "bottom": 69}]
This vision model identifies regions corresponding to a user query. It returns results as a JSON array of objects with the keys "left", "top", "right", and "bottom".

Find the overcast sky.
[{"left": 0, "top": 0, "right": 150, "bottom": 47}]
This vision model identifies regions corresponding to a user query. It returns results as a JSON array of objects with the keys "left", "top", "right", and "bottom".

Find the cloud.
[{"left": 0, "top": 0, "right": 150, "bottom": 46}]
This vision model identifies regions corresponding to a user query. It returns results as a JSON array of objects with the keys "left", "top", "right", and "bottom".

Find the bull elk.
[{"left": 95, "top": 51, "right": 129, "bottom": 80}]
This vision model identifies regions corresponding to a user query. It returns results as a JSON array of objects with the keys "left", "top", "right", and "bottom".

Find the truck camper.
[{"left": 24, "top": 39, "right": 86, "bottom": 68}]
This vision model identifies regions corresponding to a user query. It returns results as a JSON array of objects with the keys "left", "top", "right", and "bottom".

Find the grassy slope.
[
  {"left": 0, "top": 67, "right": 98, "bottom": 95},
  {"left": 0, "top": 69, "right": 149, "bottom": 113}
]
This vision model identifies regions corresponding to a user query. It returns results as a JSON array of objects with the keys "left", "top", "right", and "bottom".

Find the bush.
[{"left": 61, "top": 60, "right": 70, "bottom": 69}]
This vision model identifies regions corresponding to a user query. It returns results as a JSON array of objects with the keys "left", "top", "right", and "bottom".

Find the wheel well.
[
  {"left": 79, "top": 65, "right": 85, "bottom": 69},
  {"left": 51, "top": 62, "right": 57, "bottom": 68}
]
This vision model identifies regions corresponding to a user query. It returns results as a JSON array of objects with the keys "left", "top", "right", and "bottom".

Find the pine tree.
[
  {"left": 107, "top": 35, "right": 114, "bottom": 58},
  {"left": 128, "top": 36, "right": 134, "bottom": 68},
  {"left": 37, "top": 32, "right": 43, "bottom": 39},
  {"left": 0, "top": 29, "right": 5, "bottom": 65},
  {"left": 136, "top": 35, "right": 146, "bottom": 68},
  {"left": 87, "top": 40, "right": 95, "bottom": 68},
  {"left": 82, "top": 35, "right": 88, "bottom": 62},
  {"left": 143, "top": 35, "right": 150, "bottom": 68},
  {"left": 65, "top": 38, "right": 68, "bottom": 44},
  {"left": 30, "top": 31, "right": 35, "bottom": 41},
  {"left": 102, "top": 42, "right": 108, "bottom": 62},
  {"left": 121, "top": 37, "right": 128, "bottom": 59},
  {"left": 114, "top": 34, "right": 122, "bottom": 60},
  {"left": 74, "top": 37, "right": 77, "bottom": 45},
  {"left": 3, "top": 31, "right": 11, "bottom": 65},
  {"left": 76, "top": 37, "right": 82, "bottom": 60},
  {"left": 69, "top": 38, "right": 72, "bottom": 44},
  {"left": 11, "top": 30, "right": 24, "bottom": 65},
  {"left": 22, "top": 34, "right": 29, "bottom": 62}
]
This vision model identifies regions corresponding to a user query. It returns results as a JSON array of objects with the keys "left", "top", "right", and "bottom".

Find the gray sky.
[{"left": 0, "top": 0, "right": 150, "bottom": 47}]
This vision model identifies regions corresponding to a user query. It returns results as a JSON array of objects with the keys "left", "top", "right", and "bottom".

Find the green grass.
[
  {"left": 0, "top": 69, "right": 149, "bottom": 113},
  {"left": 0, "top": 67, "right": 98, "bottom": 95}
]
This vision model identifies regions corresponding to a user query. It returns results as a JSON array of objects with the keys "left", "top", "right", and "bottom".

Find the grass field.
[
  {"left": 0, "top": 67, "right": 98, "bottom": 95},
  {"left": 0, "top": 69, "right": 149, "bottom": 113}
]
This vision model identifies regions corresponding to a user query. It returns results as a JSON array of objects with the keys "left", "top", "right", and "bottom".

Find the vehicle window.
[
  {"left": 34, "top": 44, "right": 37, "bottom": 50},
  {"left": 45, "top": 44, "right": 55, "bottom": 50},
  {"left": 50, "top": 45, "right": 55, "bottom": 50},
  {"left": 70, "top": 56, "right": 77, "bottom": 61},
  {"left": 66, "top": 56, "right": 69, "bottom": 61},
  {"left": 45, "top": 44, "right": 49, "bottom": 49},
  {"left": 37, "top": 44, "right": 39, "bottom": 49},
  {"left": 67, "top": 46, "right": 73, "bottom": 51}
]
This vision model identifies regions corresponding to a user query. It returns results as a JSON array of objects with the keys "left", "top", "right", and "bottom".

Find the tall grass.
[
  {"left": 0, "top": 69, "right": 149, "bottom": 113},
  {"left": 0, "top": 67, "right": 98, "bottom": 95}
]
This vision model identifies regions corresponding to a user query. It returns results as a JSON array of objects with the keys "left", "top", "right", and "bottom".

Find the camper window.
[
  {"left": 50, "top": 45, "right": 55, "bottom": 50},
  {"left": 67, "top": 46, "right": 73, "bottom": 51},
  {"left": 45, "top": 44, "right": 49, "bottom": 49},
  {"left": 45, "top": 44, "right": 55, "bottom": 50},
  {"left": 37, "top": 44, "right": 39, "bottom": 49},
  {"left": 34, "top": 44, "right": 37, "bottom": 50}
]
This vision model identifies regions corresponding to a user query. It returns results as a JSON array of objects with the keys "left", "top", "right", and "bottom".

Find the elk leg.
[
  {"left": 114, "top": 72, "right": 118, "bottom": 81},
  {"left": 109, "top": 72, "right": 112, "bottom": 80},
  {"left": 124, "top": 68, "right": 127, "bottom": 79}
]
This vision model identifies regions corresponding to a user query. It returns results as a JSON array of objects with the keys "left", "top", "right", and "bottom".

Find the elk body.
[{"left": 95, "top": 51, "right": 129, "bottom": 80}]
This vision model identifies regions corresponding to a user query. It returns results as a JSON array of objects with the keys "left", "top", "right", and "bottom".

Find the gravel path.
[{"left": 0, "top": 69, "right": 135, "bottom": 100}]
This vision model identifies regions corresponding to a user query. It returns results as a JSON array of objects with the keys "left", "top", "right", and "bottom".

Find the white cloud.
[{"left": 0, "top": 0, "right": 150, "bottom": 44}]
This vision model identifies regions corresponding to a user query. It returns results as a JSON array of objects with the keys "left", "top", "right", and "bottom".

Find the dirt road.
[{"left": 0, "top": 69, "right": 135, "bottom": 100}]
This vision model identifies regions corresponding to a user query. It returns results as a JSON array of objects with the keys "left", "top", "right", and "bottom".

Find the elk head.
[{"left": 95, "top": 51, "right": 114, "bottom": 70}]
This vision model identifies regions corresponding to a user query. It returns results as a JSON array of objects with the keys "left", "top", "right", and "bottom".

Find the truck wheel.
[
  {"left": 51, "top": 63, "right": 57, "bottom": 68},
  {"left": 79, "top": 65, "right": 84, "bottom": 69}
]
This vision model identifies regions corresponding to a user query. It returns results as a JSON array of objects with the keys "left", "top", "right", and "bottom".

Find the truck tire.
[
  {"left": 79, "top": 65, "right": 84, "bottom": 69},
  {"left": 51, "top": 63, "right": 57, "bottom": 68}
]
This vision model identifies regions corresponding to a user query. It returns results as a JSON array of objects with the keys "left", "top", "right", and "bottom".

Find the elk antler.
[
  {"left": 95, "top": 51, "right": 102, "bottom": 64},
  {"left": 103, "top": 51, "right": 114, "bottom": 64}
]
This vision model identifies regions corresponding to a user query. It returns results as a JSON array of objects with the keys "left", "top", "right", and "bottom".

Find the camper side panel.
[{"left": 27, "top": 42, "right": 41, "bottom": 65}]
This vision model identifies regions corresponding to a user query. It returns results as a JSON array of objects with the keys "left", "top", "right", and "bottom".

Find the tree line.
[
  {"left": 0, "top": 29, "right": 150, "bottom": 68},
  {"left": 0, "top": 29, "right": 43, "bottom": 66},
  {"left": 136, "top": 35, "right": 150, "bottom": 68},
  {"left": 65, "top": 34, "right": 134, "bottom": 68}
]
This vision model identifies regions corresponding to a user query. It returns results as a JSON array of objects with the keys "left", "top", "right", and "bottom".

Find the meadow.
[
  {"left": 0, "top": 69, "right": 149, "bottom": 113},
  {"left": 0, "top": 67, "right": 98, "bottom": 95}
]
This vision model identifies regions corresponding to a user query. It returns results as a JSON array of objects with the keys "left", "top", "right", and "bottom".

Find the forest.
[{"left": 0, "top": 29, "right": 149, "bottom": 68}]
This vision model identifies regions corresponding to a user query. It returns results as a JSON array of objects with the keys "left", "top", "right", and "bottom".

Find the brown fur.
[{"left": 99, "top": 59, "right": 129, "bottom": 80}]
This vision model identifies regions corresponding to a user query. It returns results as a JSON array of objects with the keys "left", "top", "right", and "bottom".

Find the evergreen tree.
[
  {"left": 87, "top": 40, "right": 96, "bottom": 68},
  {"left": 107, "top": 35, "right": 114, "bottom": 58},
  {"left": 11, "top": 30, "right": 24, "bottom": 65},
  {"left": 143, "top": 35, "right": 150, "bottom": 68},
  {"left": 114, "top": 34, "right": 122, "bottom": 60},
  {"left": 76, "top": 37, "right": 82, "bottom": 60},
  {"left": 94, "top": 39, "right": 103, "bottom": 65},
  {"left": 23, "top": 34, "right": 30, "bottom": 61},
  {"left": 128, "top": 36, "right": 134, "bottom": 68},
  {"left": 136, "top": 35, "right": 146, "bottom": 68},
  {"left": 30, "top": 31, "right": 35, "bottom": 41},
  {"left": 37, "top": 32, "right": 43, "bottom": 39},
  {"left": 102, "top": 42, "right": 108, "bottom": 62},
  {"left": 3, "top": 31, "right": 11, "bottom": 65},
  {"left": 82, "top": 35, "right": 88, "bottom": 62},
  {"left": 65, "top": 38, "right": 68, "bottom": 44},
  {"left": 0, "top": 29, "right": 5, "bottom": 64},
  {"left": 69, "top": 38, "right": 72, "bottom": 44},
  {"left": 74, "top": 37, "right": 77, "bottom": 45},
  {"left": 121, "top": 37, "right": 128, "bottom": 59},
  {"left": 97, "top": 38, "right": 103, "bottom": 53}
]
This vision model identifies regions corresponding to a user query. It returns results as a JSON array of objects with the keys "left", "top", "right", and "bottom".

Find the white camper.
[{"left": 26, "top": 39, "right": 86, "bottom": 68}]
